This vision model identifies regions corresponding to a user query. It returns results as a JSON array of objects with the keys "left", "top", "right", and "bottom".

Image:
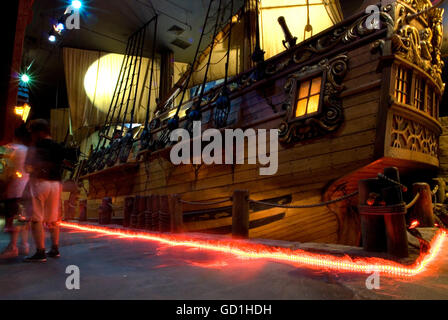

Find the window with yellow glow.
[
  {"left": 295, "top": 76, "right": 322, "bottom": 118},
  {"left": 413, "top": 76, "right": 425, "bottom": 111},
  {"left": 394, "top": 66, "right": 411, "bottom": 104}
]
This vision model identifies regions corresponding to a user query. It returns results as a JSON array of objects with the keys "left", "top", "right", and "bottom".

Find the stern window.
[{"left": 395, "top": 66, "right": 411, "bottom": 104}]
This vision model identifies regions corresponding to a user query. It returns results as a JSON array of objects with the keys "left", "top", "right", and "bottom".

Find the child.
[{"left": 0, "top": 124, "right": 30, "bottom": 258}]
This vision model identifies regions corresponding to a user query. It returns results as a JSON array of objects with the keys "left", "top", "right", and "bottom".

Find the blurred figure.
[
  {"left": 0, "top": 124, "right": 30, "bottom": 259},
  {"left": 24, "top": 119, "right": 65, "bottom": 262}
]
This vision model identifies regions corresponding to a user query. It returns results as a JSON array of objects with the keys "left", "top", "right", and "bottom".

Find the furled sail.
[{"left": 182, "top": 0, "right": 343, "bottom": 89}]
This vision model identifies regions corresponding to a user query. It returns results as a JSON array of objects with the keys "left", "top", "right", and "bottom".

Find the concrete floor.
[{"left": 1, "top": 221, "right": 448, "bottom": 300}]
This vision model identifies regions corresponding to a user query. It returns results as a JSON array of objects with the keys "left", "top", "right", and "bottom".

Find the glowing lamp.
[
  {"left": 20, "top": 74, "right": 30, "bottom": 83},
  {"left": 14, "top": 104, "right": 31, "bottom": 122},
  {"left": 55, "top": 22, "right": 65, "bottom": 32},
  {"left": 48, "top": 34, "right": 56, "bottom": 42},
  {"left": 71, "top": 0, "right": 82, "bottom": 9},
  {"left": 16, "top": 171, "right": 23, "bottom": 179}
]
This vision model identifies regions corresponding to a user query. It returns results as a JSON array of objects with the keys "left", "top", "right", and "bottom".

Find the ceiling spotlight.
[
  {"left": 71, "top": 0, "right": 82, "bottom": 9},
  {"left": 55, "top": 21, "right": 65, "bottom": 32},
  {"left": 48, "top": 31, "right": 57, "bottom": 42},
  {"left": 20, "top": 74, "right": 30, "bottom": 83}
]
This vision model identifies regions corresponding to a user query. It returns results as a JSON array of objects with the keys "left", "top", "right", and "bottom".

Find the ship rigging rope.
[
  {"left": 249, "top": 191, "right": 359, "bottom": 209},
  {"left": 172, "top": 0, "right": 215, "bottom": 119},
  {"left": 179, "top": 198, "right": 232, "bottom": 206}
]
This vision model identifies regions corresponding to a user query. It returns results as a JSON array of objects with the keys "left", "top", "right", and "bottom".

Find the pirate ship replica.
[{"left": 72, "top": 0, "right": 445, "bottom": 248}]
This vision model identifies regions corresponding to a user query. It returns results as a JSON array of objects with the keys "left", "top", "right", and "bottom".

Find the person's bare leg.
[
  {"left": 9, "top": 229, "right": 19, "bottom": 248},
  {"left": 20, "top": 224, "right": 30, "bottom": 255},
  {"left": 49, "top": 223, "right": 59, "bottom": 247},
  {"left": 31, "top": 221, "right": 45, "bottom": 250}
]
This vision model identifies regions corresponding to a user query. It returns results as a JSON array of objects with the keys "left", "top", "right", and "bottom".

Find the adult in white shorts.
[{"left": 24, "top": 119, "right": 65, "bottom": 262}]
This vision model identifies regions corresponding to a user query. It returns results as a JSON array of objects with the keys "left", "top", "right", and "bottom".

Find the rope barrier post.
[
  {"left": 409, "top": 183, "right": 435, "bottom": 227},
  {"left": 123, "top": 196, "right": 134, "bottom": 228},
  {"left": 432, "top": 178, "right": 446, "bottom": 204},
  {"left": 145, "top": 195, "right": 153, "bottom": 230},
  {"left": 358, "top": 179, "right": 387, "bottom": 252},
  {"left": 159, "top": 195, "right": 170, "bottom": 232},
  {"left": 138, "top": 196, "right": 148, "bottom": 229},
  {"left": 382, "top": 167, "right": 408, "bottom": 258},
  {"left": 99, "top": 197, "right": 112, "bottom": 225},
  {"left": 232, "top": 190, "right": 250, "bottom": 239},
  {"left": 169, "top": 194, "right": 183, "bottom": 233},
  {"left": 79, "top": 199, "right": 87, "bottom": 222},
  {"left": 131, "top": 196, "right": 141, "bottom": 228},
  {"left": 152, "top": 195, "right": 160, "bottom": 231}
]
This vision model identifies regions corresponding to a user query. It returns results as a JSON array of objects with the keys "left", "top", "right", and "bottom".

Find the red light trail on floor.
[{"left": 60, "top": 222, "right": 447, "bottom": 278}]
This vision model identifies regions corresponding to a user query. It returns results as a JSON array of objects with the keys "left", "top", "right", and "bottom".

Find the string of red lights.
[{"left": 60, "top": 222, "right": 447, "bottom": 278}]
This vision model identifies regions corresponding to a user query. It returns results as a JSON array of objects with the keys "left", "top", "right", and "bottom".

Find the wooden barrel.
[
  {"left": 382, "top": 167, "right": 408, "bottom": 258},
  {"left": 358, "top": 179, "right": 387, "bottom": 252}
]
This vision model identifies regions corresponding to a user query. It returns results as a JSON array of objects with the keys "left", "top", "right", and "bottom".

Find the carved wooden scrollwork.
[
  {"left": 278, "top": 54, "right": 349, "bottom": 144},
  {"left": 391, "top": 114, "right": 438, "bottom": 157},
  {"left": 392, "top": 0, "right": 445, "bottom": 88}
]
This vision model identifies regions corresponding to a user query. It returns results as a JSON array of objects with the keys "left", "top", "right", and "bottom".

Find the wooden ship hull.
[{"left": 76, "top": 0, "right": 445, "bottom": 247}]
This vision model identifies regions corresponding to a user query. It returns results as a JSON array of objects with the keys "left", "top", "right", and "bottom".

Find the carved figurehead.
[{"left": 430, "top": 7, "right": 444, "bottom": 78}]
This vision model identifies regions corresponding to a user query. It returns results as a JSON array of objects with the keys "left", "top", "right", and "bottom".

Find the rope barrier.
[
  {"left": 359, "top": 203, "right": 407, "bottom": 216},
  {"left": 179, "top": 198, "right": 232, "bottom": 206},
  {"left": 405, "top": 193, "right": 420, "bottom": 210},
  {"left": 248, "top": 191, "right": 359, "bottom": 209}
]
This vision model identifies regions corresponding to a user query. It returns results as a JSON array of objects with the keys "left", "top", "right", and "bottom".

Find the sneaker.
[
  {"left": 24, "top": 250, "right": 47, "bottom": 262},
  {"left": 19, "top": 244, "right": 30, "bottom": 256},
  {"left": 0, "top": 245, "right": 19, "bottom": 259},
  {"left": 46, "top": 247, "right": 60, "bottom": 258}
]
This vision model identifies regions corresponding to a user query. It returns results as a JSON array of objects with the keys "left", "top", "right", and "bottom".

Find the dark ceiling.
[{"left": 18, "top": 0, "right": 405, "bottom": 118}]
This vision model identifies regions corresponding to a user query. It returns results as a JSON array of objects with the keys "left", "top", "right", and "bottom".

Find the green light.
[{"left": 20, "top": 74, "right": 30, "bottom": 83}]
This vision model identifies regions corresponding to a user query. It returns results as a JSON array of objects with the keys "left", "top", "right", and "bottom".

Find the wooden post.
[
  {"left": 145, "top": 195, "right": 153, "bottom": 230},
  {"left": 159, "top": 195, "right": 170, "bottom": 232},
  {"left": 99, "top": 197, "right": 112, "bottom": 225},
  {"left": 123, "top": 196, "right": 134, "bottom": 228},
  {"left": 169, "top": 194, "right": 183, "bottom": 233},
  {"left": 358, "top": 178, "right": 387, "bottom": 252},
  {"left": 382, "top": 167, "right": 408, "bottom": 258},
  {"left": 79, "top": 199, "right": 87, "bottom": 221},
  {"left": 232, "top": 190, "right": 250, "bottom": 238},
  {"left": 409, "top": 183, "right": 435, "bottom": 227},
  {"left": 130, "top": 196, "right": 141, "bottom": 228},
  {"left": 137, "top": 196, "right": 147, "bottom": 229},
  {"left": 432, "top": 178, "right": 446, "bottom": 204},
  {"left": 152, "top": 195, "right": 160, "bottom": 231}
]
